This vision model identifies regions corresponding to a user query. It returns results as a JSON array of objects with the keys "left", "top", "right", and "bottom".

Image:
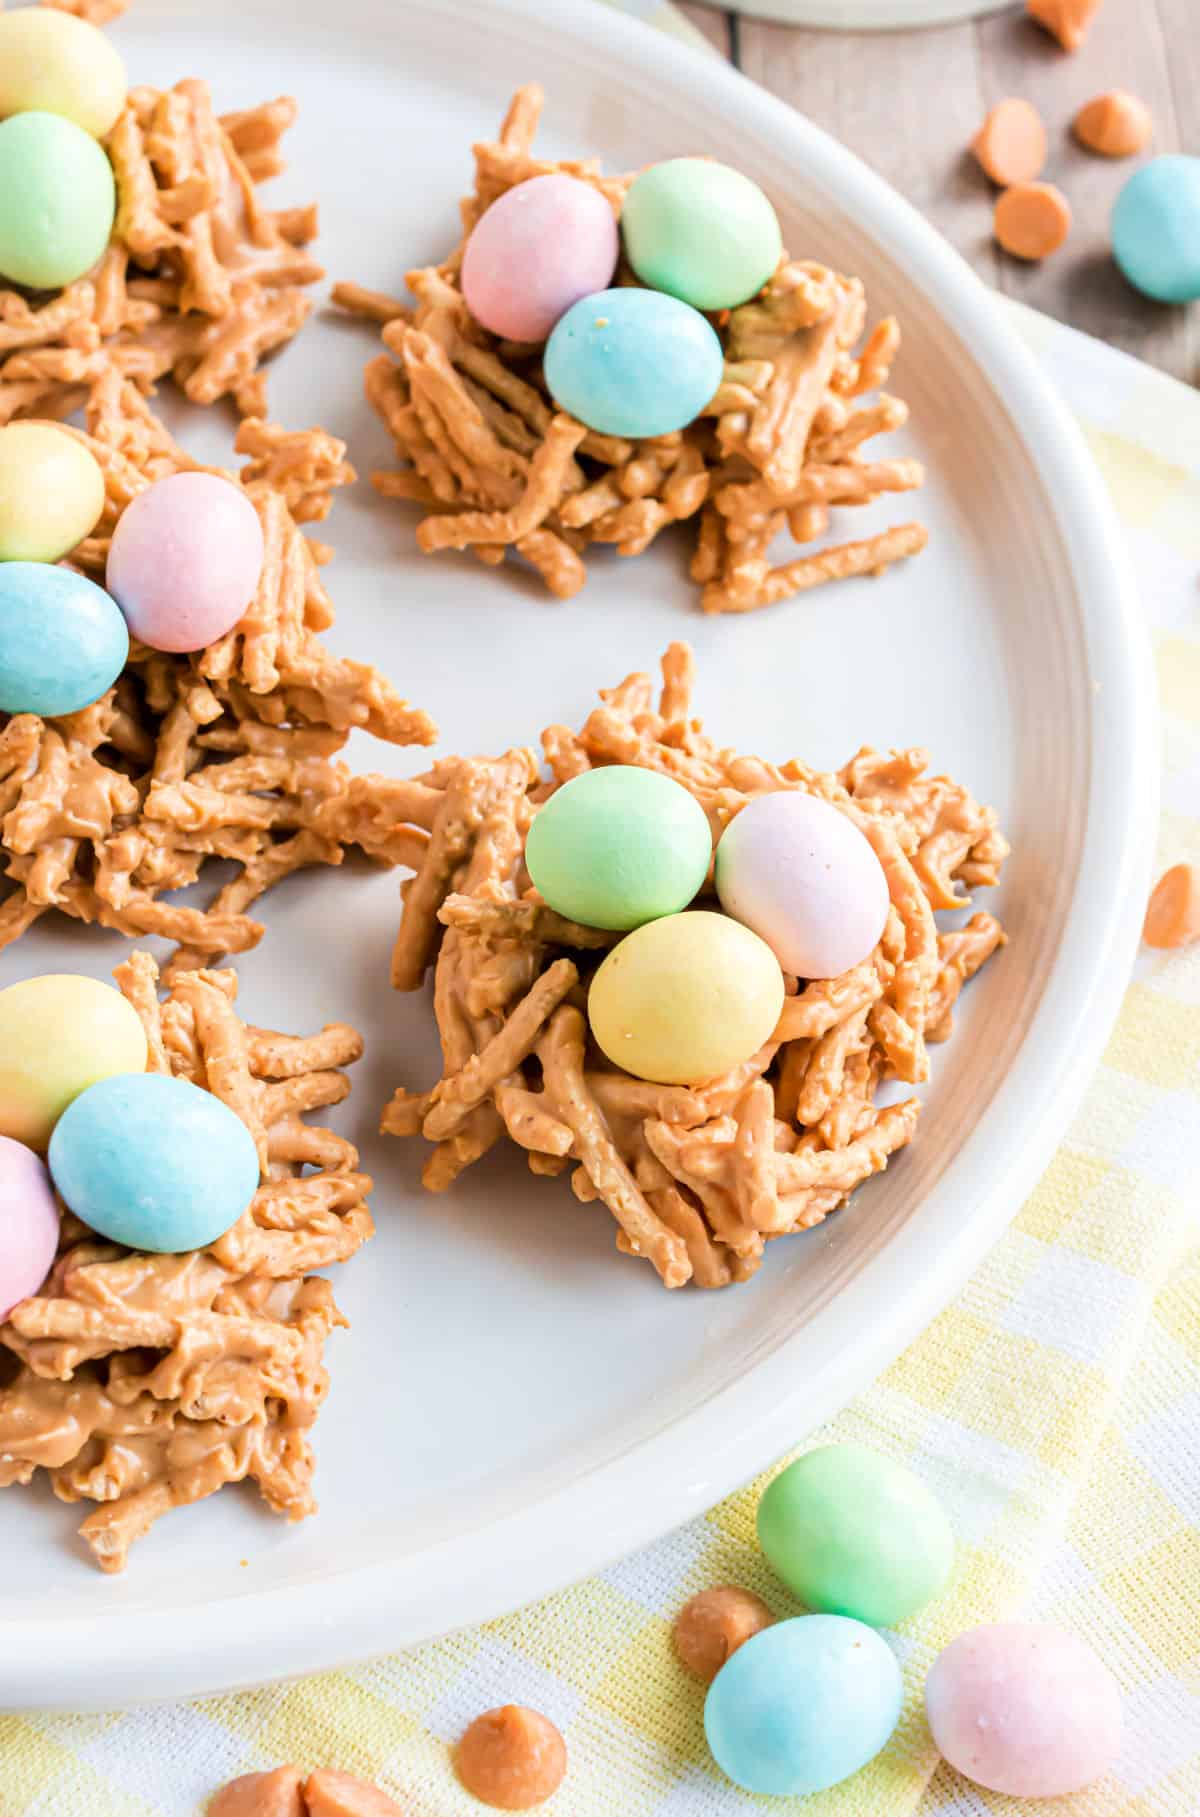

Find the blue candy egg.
[
  {"left": 705, "top": 1615, "right": 902, "bottom": 1795},
  {"left": 0, "top": 561, "right": 128, "bottom": 717},
  {"left": 544, "top": 287, "right": 724, "bottom": 438},
  {"left": 48, "top": 1072, "right": 260, "bottom": 1254},
  {"left": 1112, "top": 156, "right": 1200, "bottom": 304}
]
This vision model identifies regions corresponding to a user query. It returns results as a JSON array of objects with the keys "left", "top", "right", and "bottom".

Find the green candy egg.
[
  {"left": 758, "top": 1444, "right": 954, "bottom": 1627},
  {"left": 526, "top": 765, "right": 712, "bottom": 931},
  {"left": 0, "top": 111, "right": 115, "bottom": 290},
  {"left": 621, "top": 158, "right": 783, "bottom": 312}
]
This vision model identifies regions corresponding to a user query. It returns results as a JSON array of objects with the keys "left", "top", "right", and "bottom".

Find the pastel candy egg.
[
  {"left": 0, "top": 975, "right": 148, "bottom": 1151},
  {"left": 0, "top": 422, "right": 105, "bottom": 563},
  {"left": 526, "top": 766, "right": 711, "bottom": 931},
  {"left": 925, "top": 1623, "right": 1123, "bottom": 1797},
  {"left": 0, "top": 8, "right": 127, "bottom": 139},
  {"left": 544, "top": 287, "right": 724, "bottom": 438},
  {"left": 0, "top": 111, "right": 115, "bottom": 290},
  {"left": 0, "top": 1137, "right": 60, "bottom": 1319},
  {"left": 1112, "top": 155, "right": 1200, "bottom": 303},
  {"left": 705, "top": 1615, "right": 902, "bottom": 1795},
  {"left": 621, "top": 158, "right": 783, "bottom": 311},
  {"left": 106, "top": 472, "right": 265, "bottom": 653},
  {"left": 49, "top": 1072, "right": 261, "bottom": 1254},
  {"left": 716, "top": 791, "right": 889, "bottom": 980},
  {"left": 588, "top": 910, "right": 784, "bottom": 1085},
  {"left": 758, "top": 1443, "right": 954, "bottom": 1627},
  {"left": 461, "top": 173, "right": 619, "bottom": 343},
  {"left": 0, "top": 562, "right": 128, "bottom": 717}
]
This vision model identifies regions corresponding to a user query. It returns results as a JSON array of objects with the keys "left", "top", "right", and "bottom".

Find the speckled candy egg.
[
  {"left": 526, "top": 765, "right": 711, "bottom": 931},
  {"left": 621, "top": 158, "right": 783, "bottom": 311},
  {"left": 716, "top": 792, "right": 890, "bottom": 980},
  {"left": 0, "top": 562, "right": 128, "bottom": 717},
  {"left": 0, "top": 8, "right": 127, "bottom": 139},
  {"left": 588, "top": 910, "right": 784, "bottom": 1085},
  {"left": 758, "top": 1443, "right": 955, "bottom": 1627},
  {"left": 705, "top": 1615, "right": 902, "bottom": 1795},
  {"left": 0, "top": 975, "right": 148, "bottom": 1151},
  {"left": 1112, "top": 155, "right": 1200, "bottom": 303},
  {"left": 0, "top": 422, "right": 105, "bottom": 563},
  {"left": 49, "top": 1072, "right": 261, "bottom": 1253},
  {"left": 544, "top": 287, "right": 724, "bottom": 439},
  {"left": 925, "top": 1623, "right": 1123, "bottom": 1797},
  {"left": 0, "top": 1136, "right": 60, "bottom": 1319},
  {"left": 0, "top": 110, "right": 115, "bottom": 290},
  {"left": 461, "top": 174, "right": 619, "bottom": 343},
  {"left": 106, "top": 472, "right": 265, "bottom": 653}
]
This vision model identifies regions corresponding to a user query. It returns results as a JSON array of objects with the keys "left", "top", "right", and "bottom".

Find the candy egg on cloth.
[
  {"left": 757, "top": 1443, "right": 954, "bottom": 1626},
  {"left": 525, "top": 765, "right": 711, "bottom": 930},
  {"left": 461, "top": 173, "right": 619, "bottom": 343},
  {"left": 544, "top": 287, "right": 724, "bottom": 438},
  {"left": 0, "top": 975, "right": 148, "bottom": 1150},
  {"left": 0, "top": 562, "right": 128, "bottom": 717},
  {"left": 925, "top": 1623, "right": 1123, "bottom": 1797},
  {"left": 588, "top": 910, "right": 784, "bottom": 1085},
  {"left": 0, "top": 110, "right": 115, "bottom": 290},
  {"left": 705, "top": 1615, "right": 902, "bottom": 1795},
  {"left": 716, "top": 791, "right": 890, "bottom": 979},
  {"left": 0, "top": 7, "right": 127, "bottom": 139},
  {"left": 0, "top": 1136, "right": 60, "bottom": 1320},
  {"left": 1112, "top": 155, "right": 1200, "bottom": 303},
  {"left": 0, "top": 422, "right": 105, "bottom": 564},
  {"left": 49, "top": 1072, "right": 261, "bottom": 1254},
  {"left": 106, "top": 472, "right": 265, "bottom": 653},
  {"left": 621, "top": 158, "right": 783, "bottom": 311}
]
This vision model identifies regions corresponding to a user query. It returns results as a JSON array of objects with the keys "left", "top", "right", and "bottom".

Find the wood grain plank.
[{"left": 675, "top": 2, "right": 733, "bottom": 56}]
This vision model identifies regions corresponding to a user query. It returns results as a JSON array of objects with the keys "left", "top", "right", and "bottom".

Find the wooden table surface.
[{"left": 677, "top": 0, "right": 1199, "bottom": 383}]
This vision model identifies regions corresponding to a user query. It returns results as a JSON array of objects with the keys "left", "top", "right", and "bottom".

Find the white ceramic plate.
[
  {"left": 692, "top": 0, "right": 1013, "bottom": 28},
  {"left": 0, "top": 0, "right": 1156, "bottom": 1711}
]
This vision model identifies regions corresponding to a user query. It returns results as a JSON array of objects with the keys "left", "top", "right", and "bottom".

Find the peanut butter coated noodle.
[
  {"left": 0, "top": 373, "right": 436, "bottom": 973},
  {"left": 335, "top": 85, "right": 927, "bottom": 612},
  {"left": 381, "top": 645, "right": 1008, "bottom": 1288},
  {"left": 0, "top": 953, "right": 372, "bottom": 1572}
]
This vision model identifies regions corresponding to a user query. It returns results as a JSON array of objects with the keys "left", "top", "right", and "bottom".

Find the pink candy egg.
[
  {"left": 106, "top": 471, "right": 265, "bottom": 654},
  {"left": 926, "top": 1623, "right": 1123, "bottom": 1798},
  {"left": 715, "top": 791, "right": 889, "bottom": 980},
  {"left": 0, "top": 1135, "right": 60, "bottom": 1319},
  {"left": 461, "top": 173, "right": 619, "bottom": 343}
]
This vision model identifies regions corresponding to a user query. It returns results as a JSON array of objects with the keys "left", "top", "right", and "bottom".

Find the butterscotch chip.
[
  {"left": 674, "top": 1585, "right": 774, "bottom": 1682},
  {"left": 1074, "top": 91, "right": 1153, "bottom": 157},
  {"left": 1026, "top": 0, "right": 1099, "bottom": 50},
  {"left": 972, "top": 99, "right": 1047, "bottom": 186},
  {"left": 208, "top": 1766, "right": 306, "bottom": 1817},
  {"left": 305, "top": 1768, "right": 405, "bottom": 1815},
  {"left": 456, "top": 1706, "right": 567, "bottom": 1811},
  {"left": 1144, "top": 863, "right": 1200, "bottom": 950},
  {"left": 994, "top": 183, "right": 1072, "bottom": 261}
]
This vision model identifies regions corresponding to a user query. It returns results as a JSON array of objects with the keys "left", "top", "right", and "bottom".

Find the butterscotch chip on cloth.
[
  {"left": 675, "top": 1585, "right": 775, "bottom": 1682},
  {"left": 209, "top": 1765, "right": 404, "bottom": 1816},
  {"left": 377, "top": 643, "right": 1009, "bottom": 1288},
  {"left": 0, "top": 32, "right": 322, "bottom": 427},
  {"left": 334, "top": 84, "right": 926, "bottom": 615},
  {"left": 0, "top": 953, "right": 373, "bottom": 1572},
  {"left": 0, "top": 375, "right": 436, "bottom": 974}
]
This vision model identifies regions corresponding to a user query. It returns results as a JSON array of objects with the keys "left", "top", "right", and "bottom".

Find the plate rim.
[
  {"left": 689, "top": 0, "right": 1013, "bottom": 28},
  {"left": 1, "top": 0, "right": 1158, "bottom": 1710}
]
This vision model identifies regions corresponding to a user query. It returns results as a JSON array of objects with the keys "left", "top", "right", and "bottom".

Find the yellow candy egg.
[
  {"left": 0, "top": 422, "right": 105, "bottom": 564},
  {"left": 0, "top": 8, "right": 127, "bottom": 140},
  {"left": 0, "top": 974, "right": 148, "bottom": 1151},
  {"left": 588, "top": 910, "right": 784, "bottom": 1085}
]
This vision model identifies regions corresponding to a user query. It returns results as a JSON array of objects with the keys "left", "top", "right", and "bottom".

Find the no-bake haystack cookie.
[
  {"left": 0, "top": 952, "right": 372, "bottom": 1571},
  {"left": 379, "top": 643, "right": 1008, "bottom": 1289}
]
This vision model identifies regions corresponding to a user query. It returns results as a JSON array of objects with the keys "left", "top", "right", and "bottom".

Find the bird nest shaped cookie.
[
  {"left": 380, "top": 643, "right": 1009, "bottom": 1289},
  {"left": 334, "top": 83, "right": 928, "bottom": 613},
  {"left": 0, "top": 952, "right": 371, "bottom": 1572},
  {"left": 0, "top": 371, "right": 436, "bottom": 976}
]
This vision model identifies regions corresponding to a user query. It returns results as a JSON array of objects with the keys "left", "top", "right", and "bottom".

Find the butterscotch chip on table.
[
  {"left": 377, "top": 642, "right": 1009, "bottom": 1290},
  {"left": 994, "top": 183, "right": 1072, "bottom": 261},
  {"left": 972, "top": 99, "right": 1047, "bottom": 187},
  {"left": 0, "top": 953, "right": 373, "bottom": 1572},
  {"left": 675, "top": 1585, "right": 775, "bottom": 1682},
  {"left": 334, "top": 84, "right": 927, "bottom": 616},
  {"left": 1026, "top": 0, "right": 1100, "bottom": 50},
  {"left": 1074, "top": 92, "right": 1153, "bottom": 158}
]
